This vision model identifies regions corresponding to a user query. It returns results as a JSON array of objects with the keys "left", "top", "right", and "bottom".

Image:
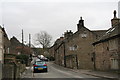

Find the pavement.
[
  {"left": 70, "top": 68, "right": 119, "bottom": 80},
  {"left": 52, "top": 62, "right": 120, "bottom": 80}
]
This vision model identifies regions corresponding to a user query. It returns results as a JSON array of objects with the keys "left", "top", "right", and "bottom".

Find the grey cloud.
[{"left": 2, "top": 1, "right": 118, "bottom": 45}]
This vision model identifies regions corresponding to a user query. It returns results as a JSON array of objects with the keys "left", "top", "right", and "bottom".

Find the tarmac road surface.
[{"left": 21, "top": 62, "right": 111, "bottom": 80}]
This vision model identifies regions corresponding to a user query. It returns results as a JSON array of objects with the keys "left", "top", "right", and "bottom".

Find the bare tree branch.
[{"left": 34, "top": 31, "right": 52, "bottom": 48}]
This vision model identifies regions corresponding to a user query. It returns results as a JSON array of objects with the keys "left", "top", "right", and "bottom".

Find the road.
[{"left": 21, "top": 61, "right": 110, "bottom": 80}]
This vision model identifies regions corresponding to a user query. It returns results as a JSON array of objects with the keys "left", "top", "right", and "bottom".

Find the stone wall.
[
  {"left": 0, "top": 63, "right": 2, "bottom": 80},
  {"left": 2, "top": 64, "right": 15, "bottom": 79},
  {"left": 94, "top": 38, "right": 119, "bottom": 71},
  {"left": 2, "top": 63, "right": 25, "bottom": 80},
  {"left": 3, "top": 53, "right": 26, "bottom": 79}
]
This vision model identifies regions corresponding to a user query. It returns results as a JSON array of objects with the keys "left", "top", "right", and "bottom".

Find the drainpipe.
[
  {"left": 93, "top": 52, "right": 96, "bottom": 70},
  {"left": 63, "top": 42, "right": 66, "bottom": 67},
  {"left": 118, "top": 48, "right": 120, "bottom": 80},
  {"left": 118, "top": 54, "right": 120, "bottom": 80},
  {"left": 76, "top": 54, "right": 78, "bottom": 69}
]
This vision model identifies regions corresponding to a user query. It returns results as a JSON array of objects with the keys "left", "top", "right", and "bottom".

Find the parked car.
[
  {"left": 40, "top": 57, "right": 49, "bottom": 62},
  {"left": 37, "top": 56, "right": 49, "bottom": 62},
  {"left": 33, "top": 60, "right": 48, "bottom": 73}
]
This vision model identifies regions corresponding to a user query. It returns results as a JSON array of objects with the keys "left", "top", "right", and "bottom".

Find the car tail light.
[
  {"left": 43, "top": 64, "right": 47, "bottom": 66},
  {"left": 34, "top": 65, "right": 38, "bottom": 67}
]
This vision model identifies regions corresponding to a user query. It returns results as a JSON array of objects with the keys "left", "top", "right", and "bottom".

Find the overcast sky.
[{"left": 0, "top": 0, "right": 120, "bottom": 46}]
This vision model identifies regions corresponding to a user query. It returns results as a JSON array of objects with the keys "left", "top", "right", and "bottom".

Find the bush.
[{"left": 16, "top": 54, "right": 29, "bottom": 65}]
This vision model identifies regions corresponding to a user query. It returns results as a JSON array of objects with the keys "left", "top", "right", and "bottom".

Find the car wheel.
[{"left": 45, "top": 68, "right": 48, "bottom": 72}]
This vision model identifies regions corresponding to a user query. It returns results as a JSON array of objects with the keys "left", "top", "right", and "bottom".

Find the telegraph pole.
[
  {"left": 22, "top": 29, "right": 24, "bottom": 54},
  {"left": 29, "top": 34, "right": 32, "bottom": 61},
  {"left": 29, "top": 34, "right": 31, "bottom": 48}
]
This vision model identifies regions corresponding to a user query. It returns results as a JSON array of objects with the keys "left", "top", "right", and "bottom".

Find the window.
[
  {"left": 81, "top": 34, "right": 87, "bottom": 38},
  {"left": 69, "top": 45, "right": 78, "bottom": 51},
  {"left": 81, "top": 31, "right": 87, "bottom": 38},
  {"left": 109, "top": 39, "right": 117, "bottom": 50},
  {"left": 69, "top": 47, "right": 74, "bottom": 51},
  {"left": 74, "top": 45, "right": 78, "bottom": 50},
  {"left": 110, "top": 58, "right": 118, "bottom": 70}
]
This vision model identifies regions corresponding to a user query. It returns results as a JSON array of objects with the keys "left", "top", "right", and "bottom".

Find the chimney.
[
  {"left": 77, "top": 17, "right": 84, "bottom": 31},
  {"left": 64, "top": 30, "right": 73, "bottom": 38},
  {"left": 111, "top": 10, "right": 120, "bottom": 28},
  {"left": 60, "top": 37, "right": 64, "bottom": 40}
]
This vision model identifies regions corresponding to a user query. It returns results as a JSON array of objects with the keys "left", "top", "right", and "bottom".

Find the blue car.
[{"left": 33, "top": 61, "right": 48, "bottom": 73}]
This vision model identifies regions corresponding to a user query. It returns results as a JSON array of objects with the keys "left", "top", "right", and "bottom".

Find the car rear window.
[{"left": 36, "top": 61, "right": 46, "bottom": 64}]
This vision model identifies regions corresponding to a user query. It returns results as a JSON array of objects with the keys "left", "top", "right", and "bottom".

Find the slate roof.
[
  {"left": 93, "top": 23, "right": 120, "bottom": 45},
  {"left": 92, "top": 30, "right": 107, "bottom": 36}
]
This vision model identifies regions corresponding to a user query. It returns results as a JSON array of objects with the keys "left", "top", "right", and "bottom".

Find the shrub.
[
  {"left": 49, "top": 56, "right": 55, "bottom": 61},
  {"left": 16, "top": 54, "right": 29, "bottom": 65}
]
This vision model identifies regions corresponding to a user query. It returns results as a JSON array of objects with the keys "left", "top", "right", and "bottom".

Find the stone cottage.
[
  {"left": 0, "top": 26, "right": 10, "bottom": 79},
  {"left": 50, "top": 17, "right": 107, "bottom": 70},
  {"left": 93, "top": 10, "right": 120, "bottom": 71}
]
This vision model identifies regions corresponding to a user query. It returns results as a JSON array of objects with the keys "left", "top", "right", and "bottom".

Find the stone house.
[
  {"left": 2, "top": 28, "right": 10, "bottom": 54},
  {"left": 93, "top": 10, "right": 120, "bottom": 71},
  {"left": 9, "top": 36, "right": 22, "bottom": 54},
  {"left": 64, "top": 17, "right": 106, "bottom": 69},
  {"left": 0, "top": 26, "right": 10, "bottom": 79},
  {"left": 0, "top": 27, "right": 10, "bottom": 63},
  {"left": 32, "top": 48, "right": 42, "bottom": 56},
  {"left": 0, "top": 26, "right": 4, "bottom": 64},
  {"left": 0, "top": 26, "right": 3, "bottom": 80},
  {"left": 53, "top": 37, "right": 65, "bottom": 66},
  {"left": 48, "top": 45, "right": 55, "bottom": 58},
  {"left": 0, "top": 27, "right": 29, "bottom": 79},
  {"left": 50, "top": 17, "right": 107, "bottom": 70},
  {"left": 10, "top": 36, "right": 33, "bottom": 55}
]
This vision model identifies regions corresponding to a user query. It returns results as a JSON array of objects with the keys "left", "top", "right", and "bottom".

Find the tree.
[{"left": 34, "top": 31, "right": 52, "bottom": 49}]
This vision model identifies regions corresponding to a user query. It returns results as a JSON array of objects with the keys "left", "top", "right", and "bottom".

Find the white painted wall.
[
  {"left": 0, "top": 28, "right": 3, "bottom": 80},
  {"left": 118, "top": 1, "right": 120, "bottom": 18},
  {"left": 0, "top": 29, "right": 3, "bottom": 63},
  {"left": 0, "top": 1, "right": 2, "bottom": 25}
]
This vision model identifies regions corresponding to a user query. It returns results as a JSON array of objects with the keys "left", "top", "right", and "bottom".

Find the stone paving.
[
  {"left": 52, "top": 62, "right": 120, "bottom": 80},
  {"left": 71, "top": 69, "right": 120, "bottom": 80}
]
